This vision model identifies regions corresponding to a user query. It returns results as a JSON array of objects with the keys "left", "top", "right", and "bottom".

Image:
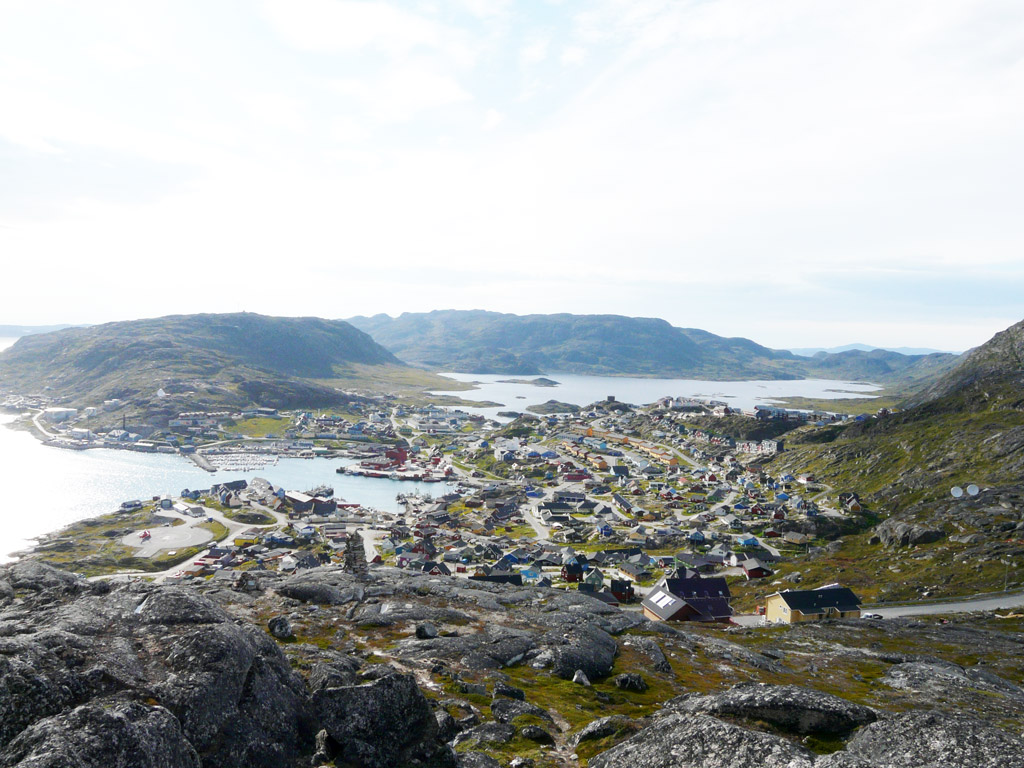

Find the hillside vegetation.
[{"left": 755, "top": 318, "right": 1024, "bottom": 603}]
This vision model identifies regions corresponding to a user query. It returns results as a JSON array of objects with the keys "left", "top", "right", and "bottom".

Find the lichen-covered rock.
[
  {"left": 672, "top": 683, "right": 876, "bottom": 736},
  {"left": 875, "top": 519, "right": 945, "bottom": 548},
  {"left": 0, "top": 701, "right": 201, "bottom": 768},
  {"left": 587, "top": 712, "right": 815, "bottom": 768},
  {"left": 547, "top": 621, "right": 618, "bottom": 681},
  {"left": 570, "top": 716, "right": 643, "bottom": 749},
  {"left": 314, "top": 673, "right": 456, "bottom": 768},
  {"left": 155, "top": 621, "right": 315, "bottom": 767},
  {"left": 491, "top": 680, "right": 525, "bottom": 701},
  {"left": 840, "top": 710, "right": 1024, "bottom": 767},
  {"left": 452, "top": 722, "right": 516, "bottom": 749},
  {"left": 489, "top": 697, "right": 552, "bottom": 724},
  {"left": 883, "top": 661, "right": 1024, "bottom": 699},
  {"left": 622, "top": 635, "right": 671, "bottom": 673},
  {"left": 456, "top": 752, "right": 502, "bottom": 768}
]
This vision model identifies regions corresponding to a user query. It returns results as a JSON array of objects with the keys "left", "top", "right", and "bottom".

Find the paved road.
[{"left": 871, "top": 590, "right": 1024, "bottom": 618}]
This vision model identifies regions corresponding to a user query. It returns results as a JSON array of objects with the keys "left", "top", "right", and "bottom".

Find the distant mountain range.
[
  {"left": 790, "top": 343, "right": 953, "bottom": 357},
  {"left": 0, "top": 324, "right": 79, "bottom": 338},
  {"left": 347, "top": 310, "right": 960, "bottom": 386}
]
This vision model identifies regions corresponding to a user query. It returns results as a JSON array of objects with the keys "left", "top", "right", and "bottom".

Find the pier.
[{"left": 188, "top": 453, "right": 216, "bottom": 472}]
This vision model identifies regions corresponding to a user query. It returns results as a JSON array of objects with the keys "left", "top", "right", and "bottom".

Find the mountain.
[
  {"left": 0, "top": 313, "right": 402, "bottom": 419},
  {"left": 348, "top": 310, "right": 801, "bottom": 378},
  {"left": 348, "top": 310, "right": 959, "bottom": 384},
  {"left": 790, "top": 343, "right": 951, "bottom": 356}
]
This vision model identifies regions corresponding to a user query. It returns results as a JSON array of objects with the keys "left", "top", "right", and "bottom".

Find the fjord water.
[{"left": 433, "top": 372, "right": 881, "bottom": 417}]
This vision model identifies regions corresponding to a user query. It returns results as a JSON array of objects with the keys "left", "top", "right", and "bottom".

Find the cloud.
[
  {"left": 482, "top": 108, "right": 503, "bottom": 130},
  {"left": 262, "top": 0, "right": 475, "bottom": 65},
  {"left": 332, "top": 64, "right": 472, "bottom": 122}
]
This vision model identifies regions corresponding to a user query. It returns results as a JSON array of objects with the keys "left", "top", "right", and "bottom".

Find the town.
[{"left": 20, "top": 391, "right": 884, "bottom": 627}]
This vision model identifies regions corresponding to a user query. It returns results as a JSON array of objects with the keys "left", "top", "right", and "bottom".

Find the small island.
[{"left": 495, "top": 377, "right": 560, "bottom": 387}]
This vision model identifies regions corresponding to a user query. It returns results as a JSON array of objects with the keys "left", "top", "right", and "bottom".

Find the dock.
[{"left": 188, "top": 453, "right": 216, "bottom": 472}]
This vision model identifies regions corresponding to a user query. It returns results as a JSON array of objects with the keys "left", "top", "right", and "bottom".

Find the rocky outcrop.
[
  {"left": 489, "top": 698, "right": 552, "bottom": 724},
  {"left": 570, "top": 715, "right": 643, "bottom": 749},
  {"left": 839, "top": 710, "right": 1024, "bottom": 767},
  {"left": 587, "top": 712, "right": 816, "bottom": 768},
  {"left": 546, "top": 622, "right": 618, "bottom": 681},
  {"left": 671, "top": 683, "right": 877, "bottom": 736},
  {"left": 0, "top": 701, "right": 201, "bottom": 768},
  {"left": 883, "top": 661, "right": 1024, "bottom": 699},
  {"left": 875, "top": 519, "right": 945, "bottom": 548},
  {"left": 313, "top": 674, "right": 456, "bottom": 768}
]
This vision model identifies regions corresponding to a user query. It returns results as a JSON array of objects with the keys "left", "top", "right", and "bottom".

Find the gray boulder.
[
  {"left": 548, "top": 622, "right": 618, "bottom": 681},
  {"left": 314, "top": 673, "right": 455, "bottom": 768},
  {"left": 841, "top": 710, "right": 1024, "bottom": 767},
  {"left": 614, "top": 673, "right": 647, "bottom": 692},
  {"left": 0, "top": 701, "right": 201, "bottom": 768},
  {"left": 520, "top": 724, "right": 554, "bottom": 744},
  {"left": 570, "top": 715, "right": 643, "bottom": 749},
  {"left": 416, "top": 623, "right": 439, "bottom": 639},
  {"left": 268, "top": 615, "right": 294, "bottom": 640},
  {"left": 155, "top": 621, "right": 315, "bottom": 767},
  {"left": 622, "top": 635, "right": 671, "bottom": 674},
  {"left": 492, "top": 680, "right": 526, "bottom": 701},
  {"left": 875, "top": 519, "right": 945, "bottom": 548},
  {"left": 883, "top": 661, "right": 1024, "bottom": 699},
  {"left": 672, "top": 683, "right": 876, "bottom": 736},
  {"left": 587, "top": 712, "right": 815, "bottom": 768},
  {"left": 457, "top": 752, "right": 502, "bottom": 768},
  {"left": 489, "top": 698, "right": 552, "bottom": 724},
  {"left": 453, "top": 722, "right": 516, "bottom": 749}
]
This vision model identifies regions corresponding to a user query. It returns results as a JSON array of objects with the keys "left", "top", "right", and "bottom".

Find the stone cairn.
[{"left": 344, "top": 530, "right": 369, "bottom": 579}]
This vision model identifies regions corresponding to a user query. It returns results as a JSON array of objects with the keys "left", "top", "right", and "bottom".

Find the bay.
[
  {"left": 0, "top": 414, "right": 452, "bottom": 561},
  {"left": 432, "top": 371, "right": 881, "bottom": 418}
]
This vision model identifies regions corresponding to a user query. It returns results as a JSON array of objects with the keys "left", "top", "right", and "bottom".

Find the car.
[{"left": 862, "top": 612, "right": 882, "bottom": 620}]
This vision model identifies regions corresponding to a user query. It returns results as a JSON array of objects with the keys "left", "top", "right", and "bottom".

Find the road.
[{"left": 870, "top": 590, "right": 1024, "bottom": 618}]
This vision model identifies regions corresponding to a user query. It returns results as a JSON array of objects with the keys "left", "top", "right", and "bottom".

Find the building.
[
  {"left": 641, "top": 575, "right": 733, "bottom": 623},
  {"left": 764, "top": 586, "right": 862, "bottom": 624}
]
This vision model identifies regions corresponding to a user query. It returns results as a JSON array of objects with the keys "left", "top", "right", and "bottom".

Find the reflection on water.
[{"left": 0, "top": 415, "right": 451, "bottom": 561}]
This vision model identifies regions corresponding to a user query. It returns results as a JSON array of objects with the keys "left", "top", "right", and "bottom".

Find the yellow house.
[{"left": 764, "top": 586, "right": 862, "bottom": 624}]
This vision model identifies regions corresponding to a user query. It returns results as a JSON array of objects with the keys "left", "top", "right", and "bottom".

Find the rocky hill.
[
  {"left": 0, "top": 313, "right": 403, "bottom": 420},
  {"left": 347, "top": 310, "right": 958, "bottom": 384},
  {"left": 758, "top": 317, "right": 1024, "bottom": 603},
  {"left": 1, "top": 560, "right": 1022, "bottom": 768}
]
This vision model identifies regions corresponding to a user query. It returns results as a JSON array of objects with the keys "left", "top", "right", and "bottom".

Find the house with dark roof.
[
  {"left": 641, "top": 575, "right": 733, "bottom": 623},
  {"left": 764, "top": 586, "right": 861, "bottom": 624},
  {"left": 741, "top": 557, "right": 772, "bottom": 579}
]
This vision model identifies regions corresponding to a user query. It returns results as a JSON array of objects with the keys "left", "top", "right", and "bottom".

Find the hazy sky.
[{"left": 2, "top": 0, "right": 1022, "bottom": 351}]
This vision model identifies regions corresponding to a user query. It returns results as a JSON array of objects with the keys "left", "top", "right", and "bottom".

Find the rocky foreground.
[{"left": 1, "top": 561, "right": 1023, "bottom": 767}]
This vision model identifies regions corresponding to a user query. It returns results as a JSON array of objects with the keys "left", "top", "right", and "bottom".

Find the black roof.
[
  {"left": 663, "top": 576, "right": 731, "bottom": 600},
  {"left": 774, "top": 587, "right": 861, "bottom": 614}
]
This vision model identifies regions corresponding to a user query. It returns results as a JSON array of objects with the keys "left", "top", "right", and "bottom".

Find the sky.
[{"left": 1, "top": 0, "right": 1022, "bottom": 352}]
